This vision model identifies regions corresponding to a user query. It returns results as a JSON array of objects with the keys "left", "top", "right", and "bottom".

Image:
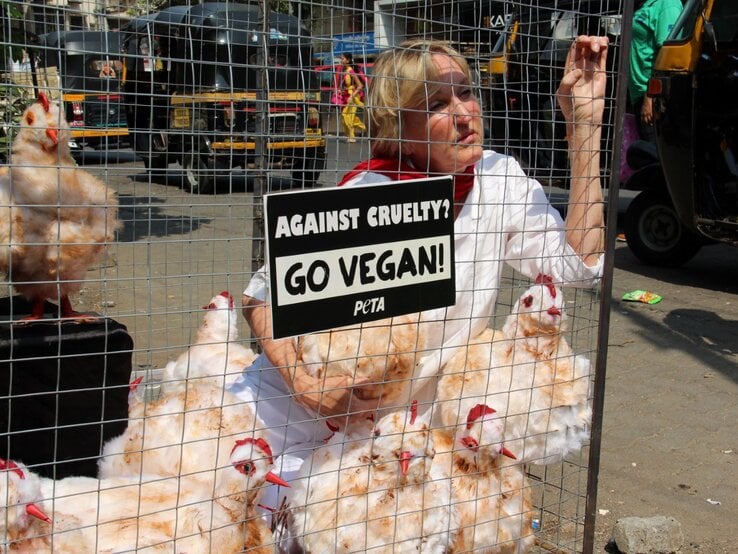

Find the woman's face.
[{"left": 401, "top": 54, "right": 483, "bottom": 174}]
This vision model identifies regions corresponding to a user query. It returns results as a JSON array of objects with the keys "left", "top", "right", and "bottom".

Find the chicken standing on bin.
[{"left": 0, "top": 93, "right": 121, "bottom": 321}]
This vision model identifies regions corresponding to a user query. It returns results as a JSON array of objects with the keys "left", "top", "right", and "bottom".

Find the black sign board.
[{"left": 265, "top": 177, "right": 456, "bottom": 338}]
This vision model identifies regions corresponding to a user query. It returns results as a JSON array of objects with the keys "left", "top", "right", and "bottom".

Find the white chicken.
[
  {"left": 99, "top": 291, "right": 261, "bottom": 482},
  {"left": 162, "top": 291, "right": 257, "bottom": 388},
  {"left": 0, "top": 458, "right": 64, "bottom": 551},
  {"left": 98, "top": 377, "right": 263, "bottom": 486},
  {"left": 0, "top": 93, "right": 121, "bottom": 321},
  {"left": 286, "top": 401, "right": 454, "bottom": 553},
  {"left": 432, "top": 405, "right": 535, "bottom": 553},
  {"left": 297, "top": 313, "right": 425, "bottom": 405},
  {"left": 436, "top": 275, "right": 592, "bottom": 465},
  {"left": 2, "top": 438, "right": 285, "bottom": 552}
]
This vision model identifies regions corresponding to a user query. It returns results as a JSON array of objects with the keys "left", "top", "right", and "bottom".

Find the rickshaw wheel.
[
  {"left": 624, "top": 190, "right": 703, "bottom": 267},
  {"left": 182, "top": 152, "right": 214, "bottom": 194},
  {"left": 291, "top": 148, "right": 326, "bottom": 188}
]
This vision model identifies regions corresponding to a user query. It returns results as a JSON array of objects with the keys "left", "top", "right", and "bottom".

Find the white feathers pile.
[{"left": 0, "top": 276, "right": 594, "bottom": 552}]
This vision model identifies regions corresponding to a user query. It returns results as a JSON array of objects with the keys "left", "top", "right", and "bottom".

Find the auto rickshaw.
[
  {"left": 36, "top": 30, "right": 129, "bottom": 150},
  {"left": 623, "top": 0, "right": 738, "bottom": 266},
  {"left": 121, "top": 2, "right": 326, "bottom": 193}
]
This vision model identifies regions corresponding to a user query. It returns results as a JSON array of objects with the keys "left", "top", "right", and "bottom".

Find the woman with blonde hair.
[{"left": 235, "top": 35, "right": 608, "bottom": 476}]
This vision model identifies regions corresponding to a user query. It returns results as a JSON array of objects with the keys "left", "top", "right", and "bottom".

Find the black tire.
[
  {"left": 624, "top": 189, "right": 703, "bottom": 267},
  {"left": 291, "top": 148, "right": 326, "bottom": 188},
  {"left": 144, "top": 155, "right": 168, "bottom": 171},
  {"left": 182, "top": 151, "right": 214, "bottom": 194},
  {"left": 134, "top": 131, "right": 168, "bottom": 173}
]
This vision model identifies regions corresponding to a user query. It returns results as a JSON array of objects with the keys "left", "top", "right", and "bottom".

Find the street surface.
[{"left": 74, "top": 138, "right": 735, "bottom": 552}]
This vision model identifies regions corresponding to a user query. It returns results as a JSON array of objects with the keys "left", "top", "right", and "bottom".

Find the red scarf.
[{"left": 337, "top": 157, "right": 475, "bottom": 203}]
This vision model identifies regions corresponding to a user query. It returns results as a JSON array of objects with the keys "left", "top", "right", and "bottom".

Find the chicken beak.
[
  {"left": 45, "top": 128, "right": 59, "bottom": 145},
  {"left": 501, "top": 446, "right": 517, "bottom": 460},
  {"left": 265, "top": 471, "right": 290, "bottom": 488},
  {"left": 400, "top": 451, "right": 412, "bottom": 476},
  {"left": 26, "top": 503, "right": 52, "bottom": 523}
]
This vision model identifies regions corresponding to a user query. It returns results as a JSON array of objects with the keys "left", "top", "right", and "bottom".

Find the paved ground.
[{"left": 594, "top": 240, "right": 737, "bottom": 552}]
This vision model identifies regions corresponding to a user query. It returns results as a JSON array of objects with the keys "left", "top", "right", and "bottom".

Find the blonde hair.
[{"left": 367, "top": 40, "right": 472, "bottom": 158}]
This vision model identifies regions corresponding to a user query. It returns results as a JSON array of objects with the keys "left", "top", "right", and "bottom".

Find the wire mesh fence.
[{"left": 0, "top": 0, "right": 627, "bottom": 551}]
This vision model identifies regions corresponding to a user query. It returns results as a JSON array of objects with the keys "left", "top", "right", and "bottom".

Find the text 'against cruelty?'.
[{"left": 273, "top": 199, "right": 452, "bottom": 238}]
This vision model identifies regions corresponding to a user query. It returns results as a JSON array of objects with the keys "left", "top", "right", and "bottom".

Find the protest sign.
[{"left": 265, "top": 176, "right": 455, "bottom": 338}]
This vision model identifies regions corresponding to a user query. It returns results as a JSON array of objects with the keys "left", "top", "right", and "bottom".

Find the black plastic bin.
[{"left": 0, "top": 296, "right": 132, "bottom": 478}]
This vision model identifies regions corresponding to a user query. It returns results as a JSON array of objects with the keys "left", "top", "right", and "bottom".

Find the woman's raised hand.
[{"left": 556, "top": 35, "right": 609, "bottom": 129}]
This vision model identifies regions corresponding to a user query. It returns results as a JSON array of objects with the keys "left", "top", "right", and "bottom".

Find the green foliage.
[
  {"left": 270, "top": 0, "right": 291, "bottom": 13},
  {"left": 1, "top": 1, "right": 35, "bottom": 64},
  {"left": 0, "top": 81, "right": 31, "bottom": 162}
]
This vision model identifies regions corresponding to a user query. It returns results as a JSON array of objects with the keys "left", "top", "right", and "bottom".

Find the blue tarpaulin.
[{"left": 313, "top": 32, "right": 383, "bottom": 64}]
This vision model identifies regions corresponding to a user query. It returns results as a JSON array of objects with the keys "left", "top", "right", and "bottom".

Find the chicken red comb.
[
  {"left": 409, "top": 399, "right": 418, "bottom": 425},
  {"left": 466, "top": 404, "right": 496, "bottom": 429},
  {"left": 535, "top": 273, "right": 557, "bottom": 298},
  {"left": 205, "top": 292, "right": 234, "bottom": 310},
  {"left": 37, "top": 92, "right": 51, "bottom": 113},
  {"left": 0, "top": 458, "right": 25, "bottom": 480},
  {"left": 218, "top": 291, "right": 234, "bottom": 309},
  {"left": 129, "top": 375, "right": 144, "bottom": 392},
  {"left": 232, "top": 437, "right": 274, "bottom": 464}
]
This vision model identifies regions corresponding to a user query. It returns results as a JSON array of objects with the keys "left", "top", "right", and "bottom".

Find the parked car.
[
  {"left": 623, "top": 0, "right": 738, "bottom": 266},
  {"left": 121, "top": 2, "right": 326, "bottom": 193},
  {"left": 36, "top": 30, "right": 129, "bottom": 151}
]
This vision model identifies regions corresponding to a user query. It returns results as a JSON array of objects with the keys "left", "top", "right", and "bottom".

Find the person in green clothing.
[{"left": 628, "top": 0, "right": 683, "bottom": 142}]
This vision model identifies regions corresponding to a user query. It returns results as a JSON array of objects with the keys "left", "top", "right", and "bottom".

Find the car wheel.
[
  {"left": 624, "top": 189, "right": 703, "bottom": 267},
  {"left": 182, "top": 152, "right": 214, "bottom": 194},
  {"left": 134, "top": 131, "right": 168, "bottom": 174},
  {"left": 144, "top": 155, "right": 168, "bottom": 171},
  {"left": 291, "top": 148, "right": 326, "bottom": 188}
]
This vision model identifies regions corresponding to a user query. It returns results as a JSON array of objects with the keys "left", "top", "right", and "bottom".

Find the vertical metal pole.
[
  {"left": 251, "top": 0, "right": 270, "bottom": 273},
  {"left": 582, "top": 2, "right": 634, "bottom": 552}
]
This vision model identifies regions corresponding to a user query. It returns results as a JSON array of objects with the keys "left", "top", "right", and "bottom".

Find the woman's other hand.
[
  {"left": 289, "top": 367, "right": 381, "bottom": 423},
  {"left": 556, "top": 35, "right": 609, "bottom": 128},
  {"left": 242, "top": 294, "right": 380, "bottom": 421}
]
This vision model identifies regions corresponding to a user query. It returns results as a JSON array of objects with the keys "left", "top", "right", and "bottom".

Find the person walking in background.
[
  {"left": 629, "top": 0, "right": 683, "bottom": 142},
  {"left": 339, "top": 52, "right": 366, "bottom": 142}
]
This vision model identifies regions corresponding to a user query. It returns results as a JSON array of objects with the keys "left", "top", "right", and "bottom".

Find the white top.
[{"left": 245, "top": 150, "right": 603, "bottom": 405}]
